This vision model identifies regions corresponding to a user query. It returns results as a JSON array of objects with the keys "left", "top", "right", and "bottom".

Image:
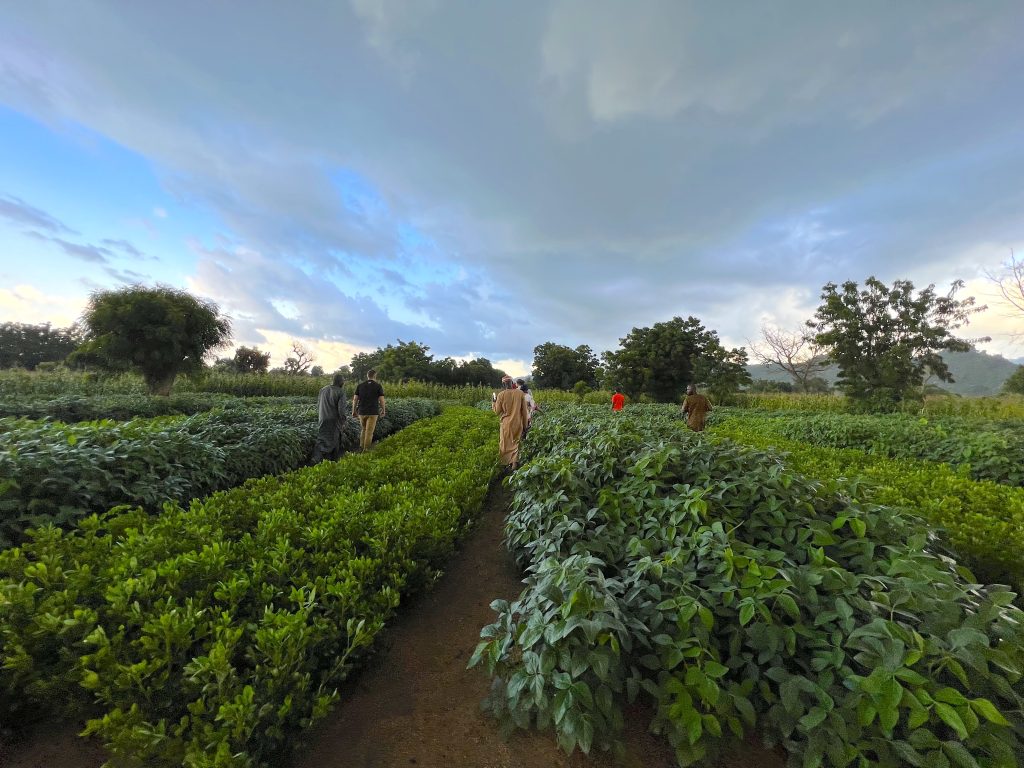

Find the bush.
[
  {"left": 472, "top": 407, "right": 1024, "bottom": 767},
  {"left": 0, "top": 398, "right": 440, "bottom": 547},
  {"left": 0, "top": 408, "right": 497, "bottom": 766}
]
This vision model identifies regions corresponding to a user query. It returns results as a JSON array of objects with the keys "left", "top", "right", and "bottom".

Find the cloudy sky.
[{"left": 1, "top": 1, "right": 1023, "bottom": 374}]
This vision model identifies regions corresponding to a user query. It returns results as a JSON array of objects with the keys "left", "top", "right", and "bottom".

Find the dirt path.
[
  {"left": 1, "top": 483, "right": 785, "bottom": 768},
  {"left": 288, "top": 483, "right": 784, "bottom": 768}
]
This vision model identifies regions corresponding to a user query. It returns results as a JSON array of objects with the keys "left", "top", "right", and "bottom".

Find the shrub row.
[
  {"left": 726, "top": 392, "right": 1024, "bottom": 420},
  {"left": 711, "top": 409, "right": 1024, "bottom": 487},
  {"left": 709, "top": 414, "right": 1024, "bottom": 592},
  {"left": 0, "top": 407, "right": 498, "bottom": 766},
  {"left": 0, "top": 398, "right": 439, "bottom": 547},
  {"left": 0, "top": 393, "right": 312, "bottom": 423},
  {"left": 472, "top": 406, "right": 1024, "bottom": 768}
]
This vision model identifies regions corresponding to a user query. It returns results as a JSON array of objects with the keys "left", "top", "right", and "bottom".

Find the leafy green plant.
[
  {"left": 0, "top": 407, "right": 497, "bottom": 766},
  {"left": 473, "top": 406, "right": 1024, "bottom": 768},
  {"left": 0, "top": 398, "right": 439, "bottom": 547}
]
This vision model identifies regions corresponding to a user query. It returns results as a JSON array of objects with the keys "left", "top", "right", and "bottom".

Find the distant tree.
[
  {"left": 309, "top": 365, "right": 325, "bottom": 377},
  {"left": 985, "top": 250, "right": 1024, "bottom": 340},
  {"left": 334, "top": 364, "right": 352, "bottom": 378},
  {"left": 1004, "top": 366, "right": 1024, "bottom": 395},
  {"left": 572, "top": 380, "right": 593, "bottom": 402},
  {"left": 750, "top": 324, "right": 830, "bottom": 392},
  {"left": 70, "top": 285, "right": 231, "bottom": 395},
  {"left": 748, "top": 379, "right": 796, "bottom": 393},
  {"left": 602, "top": 316, "right": 750, "bottom": 402},
  {"left": 282, "top": 341, "right": 314, "bottom": 375},
  {"left": 457, "top": 357, "right": 506, "bottom": 387},
  {"left": 350, "top": 350, "right": 384, "bottom": 381},
  {"left": 376, "top": 340, "right": 434, "bottom": 381},
  {"left": 531, "top": 343, "right": 601, "bottom": 389},
  {"left": 809, "top": 276, "right": 987, "bottom": 409},
  {"left": 211, "top": 357, "right": 235, "bottom": 372},
  {"left": 0, "top": 321, "right": 84, "bottom": 370},
  {"left": 233, "top": 345, "right": 271, "bottom": 374}
]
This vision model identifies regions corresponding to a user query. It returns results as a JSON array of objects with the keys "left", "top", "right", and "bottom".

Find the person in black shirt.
[
  {"left": 312, "top": 373, "right": 347, "bottom": 462},
  {"left": 352, "top": 369, "right": 386, "bottom": 451}
]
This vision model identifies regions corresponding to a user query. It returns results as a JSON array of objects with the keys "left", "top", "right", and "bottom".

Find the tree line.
[{"left": 2, "top": 274, "right": 1022, "bottom": 404}]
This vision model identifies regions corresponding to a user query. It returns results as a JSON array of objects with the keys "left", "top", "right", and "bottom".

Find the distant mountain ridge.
[{"left": 748, "top": 349, "right": 1022, "bottom": 396}]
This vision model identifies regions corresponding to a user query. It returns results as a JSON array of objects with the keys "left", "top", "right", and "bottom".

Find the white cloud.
[{"left": 153, "top": 206, "right": 167, "bottom": 218}]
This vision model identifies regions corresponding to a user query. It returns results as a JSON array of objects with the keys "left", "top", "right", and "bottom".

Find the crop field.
[{"left": 1, "top": 375, "right": 1023, "bottom": 768}]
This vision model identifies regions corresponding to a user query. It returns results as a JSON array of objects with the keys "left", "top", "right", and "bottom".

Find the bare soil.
[{"left": 0, "top": 483, "right": 786, "bottom": 768}]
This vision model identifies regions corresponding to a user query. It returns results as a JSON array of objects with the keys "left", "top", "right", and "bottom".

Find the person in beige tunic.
[
  {"left": 682, "top": 384, "right": 712, "bottom": 432},
  {"left": 492, "top": 376, "right": 530, "bottom": 469}
]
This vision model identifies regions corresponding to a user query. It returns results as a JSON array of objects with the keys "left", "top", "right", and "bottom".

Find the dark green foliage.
[
  {"left": 472, "top": 407, "right": 1024, "bottom": 767},
  {"left": 602, "top": 316, "right": 750, "bottom": 403},
  {"left": 71, "top": 285, "right": 232, "bottom": 395},
  {"left": 809, "top": 277, "right": 986, "bottom": 409},
  {"left": 233, "top": 345, "right": 271, "bottom": 374},
  {"left": 1004, "top": 366, "right": 1024, "bottom": 395},
  {"left": 350, "top": 341, "right": 507, "bottom": 386},
  {"left": 0, "top": 398, "right": 440, "bottom": 547},
  {"left": 0, "top": 322, "right": 83, "bottom": 370},
  {"left": 531, "top": 342, "right": 602, "bottom": 390},
  {"left": 0, "top": 393, "right": 300, "bottom": 421},
  {"left": 715, "top": 409, "right": 1024, "bottom": 487},
  {"left": 0, "top": 408, "right": 496, "bottom": 766}
]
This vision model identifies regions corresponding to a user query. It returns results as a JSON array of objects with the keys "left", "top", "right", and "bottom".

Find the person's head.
[
  {"left": 501, "top": 375, "right": 514, "bottom": 390},
  {"left": 516, "top": 379, "right": 528, "bottom": 392},
  {"left": 614, "top": 388, "right": 621, "bottom": 395},
  {"left": 332, "top": 373, "right": 344, "bottom": 388},
  {"left": 687, "top": 384, "right": 697, "bottom": 395},
  {"left": 367, "top": 369, "right": 376, "bottom": 380}
]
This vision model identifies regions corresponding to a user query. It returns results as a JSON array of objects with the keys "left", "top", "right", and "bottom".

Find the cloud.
[
  {"left": 153, "top": 206, "right": 167, "bottom": 218},
  {"left": 0, "top": 283, "right": 85, "bottom": 326},
  {"left": 101, "top": 237, "right": 147, "bottom": 259},
  {"left": 1, "top": 2, "right": 1023, "bottom": 363},
  {"left": 0, "top": 193, "right": 76, "bottom": 234}
]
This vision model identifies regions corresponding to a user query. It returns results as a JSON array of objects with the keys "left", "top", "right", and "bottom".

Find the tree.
[
  {"left": 456, "top": 357, "right": 507, "bottom": 387},
  {"left": 602, "top": 316, "right": 750, "bottom": 402},
  {"left": 531, "top": 343, "right": 601, "bottom": 390},
  {"left": 233, "top": 345, "right": 271, "bottom": 374},
  {"left": 750, "top": 324, "right": 830, "bottom": 392},
  {"left": 985, "top": 250, "right": 1024, "bottom": 339},
  {"left": 376, "top": 339, "right": 435, "bottom": 381},
  {"left": 350, "top": 350, "right": 384, "bottom": 381},
  {"left": 0, "top": 322, "right": 84, "bottom": 369},
  {"left": 1004, "top": 366, "right": 1024, "bottom": 395},
  {"left": 282, "top": 341, "right": 314, "bottom": 375},
  {"left": 809, "top": 276, "right": 987, "bottom": 409},
  {"left": 71, "top": 285, "right": 231, "bottom": 395}
]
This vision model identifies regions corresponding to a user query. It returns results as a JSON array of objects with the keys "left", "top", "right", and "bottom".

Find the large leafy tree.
[
  {"left": 602, "top": 316, "right": 750, "bottom": 402},
  {"left": 376, "top": 339, "right": 434, "bottom": 381},
  {"left": 809, "top": 276, "right": 986, "bottom": 408},
  {"left": 1004, "top": 366, "right": 1024, "bottom": 395},
  {"left": 0, "top": 321, "right": 83, "bottom": 369},
  {"left": 71, "top": 285, "right": 231, "bottom": 395},
  {"left": 531, "top": 342, "right": 601, "bottom": 389},
  {"left": 232, "top": 345, "right": 271, "bottom": 374}
]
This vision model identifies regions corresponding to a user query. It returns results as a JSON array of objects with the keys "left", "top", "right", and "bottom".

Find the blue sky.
[{"left": 1, "top": 1, "right": 1022, "bottom": 374}]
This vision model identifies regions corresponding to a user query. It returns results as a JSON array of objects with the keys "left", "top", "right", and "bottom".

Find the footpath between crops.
[{"left": 287, "top": 482, "right": 783, "bottom": 768}]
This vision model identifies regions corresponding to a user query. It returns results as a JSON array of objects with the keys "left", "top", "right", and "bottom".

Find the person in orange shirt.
[{"left": 611, "top": 389, "right": 625, "bottom": 411}]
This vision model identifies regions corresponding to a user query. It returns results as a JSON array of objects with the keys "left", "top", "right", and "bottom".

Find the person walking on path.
[
  {"left": 492, "top": 375, "right": 530, "bottom": 470},
  {"left": 312, "top": 373, "right": 348, "bottom": 462},
  {"left": 681, "top": 384, "right": 712, "bottom": 432},
  {"left": 516, "top": 379, "right": 538, "bottom": 433},
  {"left": 352, "top": 369, "right": 386, "bottom": 451},
  {"left": 611, "top": 389, "right": 625, "bottom": 411}
]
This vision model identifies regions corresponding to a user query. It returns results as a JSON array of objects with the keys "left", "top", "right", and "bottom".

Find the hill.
[{"left": 748, "top": 349, "right": 1022, "bottom": 396}]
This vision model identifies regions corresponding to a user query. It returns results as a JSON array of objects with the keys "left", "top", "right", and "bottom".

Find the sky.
[{"left": 1, "top": 1, "right": 1023, "bottom": 375}]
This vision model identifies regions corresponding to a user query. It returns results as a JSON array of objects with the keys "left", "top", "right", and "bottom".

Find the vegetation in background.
[
  {"left": 602, "top": 315, "right": 750, "bottom": 402},
  {"left": 809, "top": 277, "right": 987, "bottom": 410},
  {"left": 0, "top": 322, "right": 83, "bottom": 370},
  {"left": 531, "top": 342, "right": 602, "bottom": 390},
  {"left": 1004, "top": 366, "right": 1024, "bottom": 395},
  {"left": 70, "top": 285, "right": 232, "bottom": 395},
  {"left": 749, "top": 324, "right": 830, "bottom": 392}
]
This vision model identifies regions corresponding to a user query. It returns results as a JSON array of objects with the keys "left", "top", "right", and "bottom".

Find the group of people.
[
  {"left": 311, "top": 369, "right": 386, "bottom": 463},
  {"left": 314, "top": 369, "right": 711, "bottom": 472}
]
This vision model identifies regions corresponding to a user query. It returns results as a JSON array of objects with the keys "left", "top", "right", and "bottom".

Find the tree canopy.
[
  {"left": 0, "top": 322, "right": 83, "bottom": 370},
  {"left": 71, "top": 285, "right": 231, "bottom": 395},
  {"left": 1004, "top": 366, "right": 1024, "bottom": 395},
  {"left": 809, "top": 276, "right": 986, "bottom": 408},
  {"left": 530, "top": 342, "right": 601, "bottom": 390},
  {"left": 348, "top": 340, "right": 506, "bottom": 386},
  {"left": 602, "top": 316, "right": 749, "bottom": 402}
]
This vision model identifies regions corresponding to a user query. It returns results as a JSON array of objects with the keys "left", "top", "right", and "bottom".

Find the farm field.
[{"left": 1, "top": 376, "right": 1023, "bottom": 767}]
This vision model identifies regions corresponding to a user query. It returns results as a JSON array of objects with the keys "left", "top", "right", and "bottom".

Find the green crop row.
[
  {"left": 709, "top": 408, "right": 1024, "bottom": 487},
  {"left": 0, "top": 398, "right": 439, "bottom": 547},
  {"left": 726, "top": 392, "right": 1024, "bottom": 420},
  {"left": 0, "top": 393, "right": 312, "bottom": 423},
  {"left": 708, "top": 415, "right": 1024, "bottom": 593},
  {"left": 0, "top": 407, "right": 498, "bottom": 766},
  {"left": 472, "top": 406, "right": 1024, "bottom": 768}
]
